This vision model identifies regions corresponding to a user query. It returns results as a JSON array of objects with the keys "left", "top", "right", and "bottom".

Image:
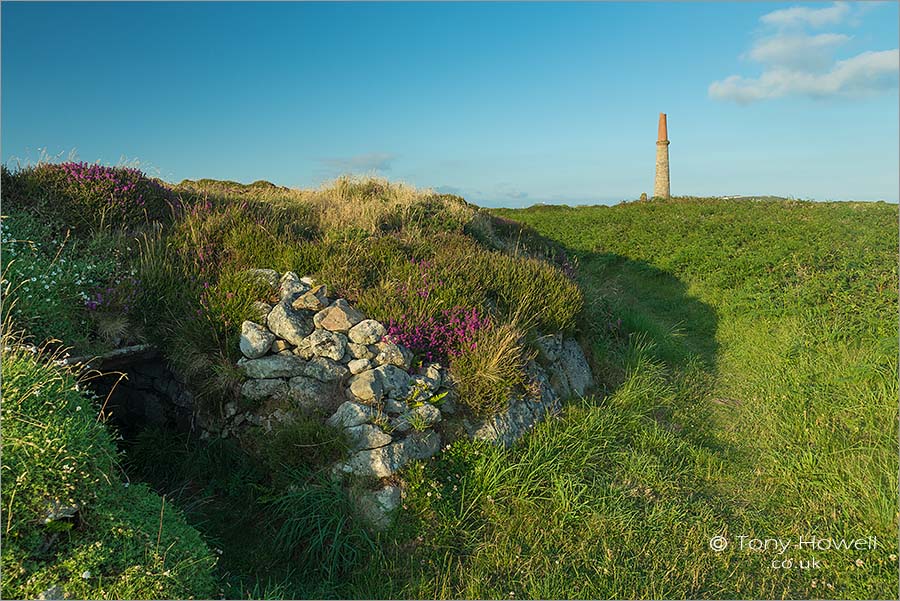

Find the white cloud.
[
  {"left": 710, "top": 3, "right": 898, "bottom": 103},
  {"left": 745, "top": 33, "right": 850, "bottom": 71},
  {"left": 760, "top": 2, "right": 851, "bottom": 29},
  {"left": 710, "top": 49, "right": 899, "bottom": 103}
]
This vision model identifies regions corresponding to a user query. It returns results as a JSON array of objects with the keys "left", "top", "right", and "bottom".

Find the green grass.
[
  {"left": 428, "top": 197, "right": 896, "bottom": 599},
  {"left": 0, "top": 340, "right": 216, "bottom": 600},
  {"left": 4, "top": 162, "right": 897, "bottom": 599},
  {"left": 312, "top": 196, "right": 896, "bottom": 599}
]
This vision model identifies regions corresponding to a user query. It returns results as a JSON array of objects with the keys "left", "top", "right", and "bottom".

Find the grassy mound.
[
  {"left": 0, "top": 341, "right": 216, "bottom": 599},
  {"left": 2, "top": 167, "right": 582, "bottom": 419},
  {"left": 1, "top": 164, "right": 584, "bottom": 597}
]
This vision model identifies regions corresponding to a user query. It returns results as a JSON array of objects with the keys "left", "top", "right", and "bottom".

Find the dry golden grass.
[
  {"left": 176, "top": 175, "right": 478, "bottom": 235},
  {"left": 449, "top": 320, "right": 535, "bottom": 416}
]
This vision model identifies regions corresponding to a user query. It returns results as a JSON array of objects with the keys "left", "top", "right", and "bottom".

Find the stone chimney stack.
[{"left": 654, "top": 113, "right": 670, "bottom": 199}]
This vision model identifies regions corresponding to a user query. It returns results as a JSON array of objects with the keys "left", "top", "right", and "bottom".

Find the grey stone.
[
  {"left": 271, "top": 408, "right": 292, "bottom": 423},
  {"left": 354, "top": 485, "right": 401, "bottom": 531},
  {"left": 252, "top": 301, "right": 273, "bottom": 322},
  {"left": 373, "top": 341, "right": 413, "bottom": 370},
  {"left": 244, "top": 268, "right": 280, "bottom": 289},
  {"left": 293, "top": 338, "right": 315, "bottom": 360},
  {"left": 559, "top": 339, "right": 592, "bottom": 396},
  {"left": 348, "top": 358, "right": 372, "bottom": 375},
  {"left": 43, "top": 499, "right": 79, "bottom": 524},
  {"left": 348, "top": 369, "right": 383, "bottom": 403},
  {"left": 267, "top": 302, "right": 314, "bottom": 345},
  {"left": 345, "top": 424, "right": 393, "bottom": 451},
  {"left": 292, "top": 284, "right": 329, "bottom": 311},
  {"left": 391, "top": 402, "right": 441, "bottom": 433},
  {"left": 238, "top": 355, "right": 308, "bottom": 379},
  {"left": 327, "top": 400, "right": 375, "bottom": 428},
  {"left": 240, "top": 320, "right": 275, "bottom": 359},
  {"left": 394, "top": 430, "right": 441, "bottom": 463},
  {"left": 534, "top": 333, "right": 563, "bottom": 363},
  {"left": 287, "top": 376, "right": 332, "bottom": 412},
  {"left": 383, "top": 398, "right": 407, "bottom": 415},
  {"left": 348, "top": 319, "right": 386, "bottom": 345},
  {"left": 313, "top": 299, "right": 365, "bottom": 333},
  {"left": 301, "top": 356, "right": 348, "bottom": 382},
  {"left": 464, "top": 361, "right": 561, "bottom": 447},
  {"left": 241, "top": 378, "right": 287, "bottom": 401},
  {"left": 279, "top": 271, "right": 309, "bottom": 302},
  {"left": 341, "top": 446, "right": 394, "bottom": 478},
  {"left": 419, "top": 363, "right": 442, "bottom": 389},
  {"left": 374, "top": 364, "right": 411, "bottom": 400},
  {"left": 304, "top": 329, "right": 347, "bottom": 362},
  {"left": 347, "top": 342, "right": 375, "bottom": 360}
]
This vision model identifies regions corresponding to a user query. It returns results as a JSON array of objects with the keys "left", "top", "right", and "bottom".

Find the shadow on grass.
[{"left": 579, "top": 250, "right": 719, "bottom": 371}]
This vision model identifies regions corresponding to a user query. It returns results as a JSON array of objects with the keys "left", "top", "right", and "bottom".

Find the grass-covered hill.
[{"left": 2, "top": 162, "right": 896, "bottom": 599}]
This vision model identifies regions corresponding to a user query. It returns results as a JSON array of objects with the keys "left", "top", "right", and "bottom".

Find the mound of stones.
[
  {"left": 226, "top": 270, "right": 450, "bottom": 483},
  {"left": 226, "top": 268, "right": 593, "bottom": 529}
]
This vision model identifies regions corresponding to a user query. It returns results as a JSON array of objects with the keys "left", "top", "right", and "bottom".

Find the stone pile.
[
  {"left": 227, "top": 268, "right": 594, "bottom": 528},
  {"left": 226, "top": 270, "right": 449, "bottom": 485}
]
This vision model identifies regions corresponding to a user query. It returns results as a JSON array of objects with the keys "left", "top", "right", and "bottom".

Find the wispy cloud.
[
  {"left": 759, "top": 1, "right": 851, "bottom": 29},
  {"left": 710, "top": 2, "right": 898, "bottom": 103},
  {"left": 744, "top": 32, "right": 850, "bottom": 71},
  {"left": 317, "top": 152, "right": 396, "bottom": 174},
  {"left": 710, "top": 49, "right": 899, "bottom": 103}
]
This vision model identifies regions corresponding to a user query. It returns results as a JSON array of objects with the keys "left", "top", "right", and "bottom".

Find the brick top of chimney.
[{"left": 658, "top": 113, "right": 668, "bottom": 142}]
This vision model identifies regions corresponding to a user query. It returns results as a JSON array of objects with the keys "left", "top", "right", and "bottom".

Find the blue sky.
[{"left": 2, "top": 1, "right": 898, "bottom": 206}]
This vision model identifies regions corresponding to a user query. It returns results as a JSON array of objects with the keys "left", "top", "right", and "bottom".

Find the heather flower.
[
  {"left": 33, "top": 161, "right": 175, "bottom": 231},
  {"left": 386, "top": 305, "right": 491, "bottom": 364}
]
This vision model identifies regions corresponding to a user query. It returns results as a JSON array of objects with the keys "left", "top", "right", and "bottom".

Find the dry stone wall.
[{"left": 227, "top": 269, "right": 593, "bottom": 528}]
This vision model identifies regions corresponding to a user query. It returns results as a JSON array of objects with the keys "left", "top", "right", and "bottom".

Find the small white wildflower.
[
  {"left": 75, "top": 406, "right": 82, "bottom": 411},
  {"left": 81, "top": 570, "right": 91, "bottom": 579}
]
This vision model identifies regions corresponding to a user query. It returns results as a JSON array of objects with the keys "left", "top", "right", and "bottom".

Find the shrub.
[
  {"left": 0, "top": 342, "right": 216, "bottom": 599},
  {"left": 3, "top": 162, "right": 175, "bottom": 233},
  {"left": 386, "top": 305, "right": 492, "bottom": 364},
  {"left": 449, "top": 321, "right": 531, "bottom": 416}
]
